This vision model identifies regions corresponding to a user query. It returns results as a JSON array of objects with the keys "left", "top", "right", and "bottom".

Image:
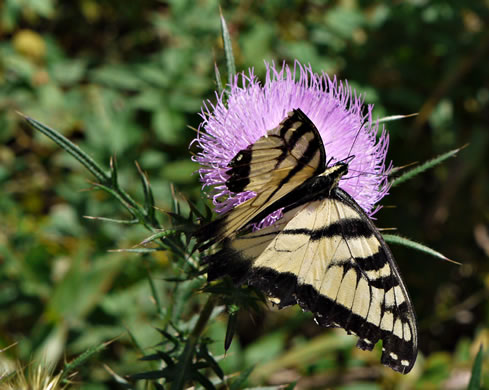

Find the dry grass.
[{"left": 0, "top": 363, "right": 68, "bottom": 390}]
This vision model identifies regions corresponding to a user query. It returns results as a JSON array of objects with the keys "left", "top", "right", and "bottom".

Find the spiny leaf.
[
  {"left": 62, "top": 341, "right": 110, "bottom": 380},
  {"left": 83, "top": 216, "right": 139, "bottom": 224},
  {"left": 219, "top": 7, "right": 236, "bottom": 82},
  {"left": 171, "top": 342, "right": 194, "bottom": 390},
  {"left": 90, "top": 182, "right": 136, "bottom": 214},
  {"left": 192, "top": 370, "right": 216, "bottom": 390},
  {"left": 224, "top": 309, "right": 238, "bottom": 353},
  {"left": 140, "top": 350, "right": 174, "bottom": 366},
  {"left": 390, "top": 144, "right": 468, "bottom": 187},
  {"left": 19, "top": 113, "right": 109, "bottom": 184},
  {"left": 197, "top": 344, "right": 224, "bottom": 380},
  {"left": 155, "top": 328, "right": 181, "bottom": 354},
  {"left": 131, "top": 369, "right": 168, "bottom": 381},
  {"left": 378, "top": 112, "right": 418, "bottom": 124},
  {"left": 109, "top": 247, "right": 161, "bottom": 254},
  {"left": 139, "top": 230, "right": 179, "bottom": 246},
  {"left": 383, "top": 234, "right": 460, "bottom": 265},
  {"left": 136, "top": 161, "right": 158, "bottom": 226}
]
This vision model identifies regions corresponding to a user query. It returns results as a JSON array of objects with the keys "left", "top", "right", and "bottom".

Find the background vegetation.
[{"left": 1, "top": 0, "right": 489, "bottom": 388}]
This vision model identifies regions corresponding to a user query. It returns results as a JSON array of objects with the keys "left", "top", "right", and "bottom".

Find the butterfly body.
[{"left": 196, "top": 109, "right": 418, "bottom": 374}]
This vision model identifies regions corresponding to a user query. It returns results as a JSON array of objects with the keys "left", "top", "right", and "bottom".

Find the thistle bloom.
[{"left": 193, "top": 61, "right": 390, "bottom": 226}]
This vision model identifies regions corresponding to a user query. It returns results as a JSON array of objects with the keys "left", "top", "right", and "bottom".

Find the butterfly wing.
[
  {"left": 204, "top": 185, "right": 418, "bottom": 374},
  {"left": 196, "top": 109, "right": 326, "bottom": 249}
]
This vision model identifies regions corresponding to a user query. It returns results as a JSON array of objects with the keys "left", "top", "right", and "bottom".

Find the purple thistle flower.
[{"left": 192, "top": 61, "right": 391, "bottom": 226}]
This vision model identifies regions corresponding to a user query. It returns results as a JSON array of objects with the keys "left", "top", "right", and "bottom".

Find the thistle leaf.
[
  {"left": 219, "top": 7, "right": 236, "bottom": 82},
  {"left": 224, "top": 309, "right": 238, "bottom": 353},
  {"left": 383, "top": 234, "right": 460, "bottom": 265},
  {"left": 62, "top": 342, "right": 110, "bottom": 380},
  {"left": 390, "top": 144, "right": 468, "bottom": 187},
  {"left": 135, "top": 161, "right": 158, "bottom": 226},
  {"left": 378, "top": 113, "right": 418, "bottom": 124},
  {"left": 83, "top": 216, "right": 139, "bottom": 225},
  {"left": 19, "top": 113, "right": 109, "bottom": 184}
]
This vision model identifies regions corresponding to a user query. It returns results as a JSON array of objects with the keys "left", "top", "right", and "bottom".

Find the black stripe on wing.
[
  {"left": 195, "top": 109, "right": 327, "bottom": 249},
  {"left": 282, "top": 218, "right": 374, "bottom": 240},
  {"left": 324, "top": 188, "right": 417, "bottom": 373},
  {"left": 226, "top": 108, "right": 326, "bottom": 194}
]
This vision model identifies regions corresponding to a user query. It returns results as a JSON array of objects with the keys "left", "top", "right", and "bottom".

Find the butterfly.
[{"left": 195, "top": 108, "right": 418, "bottom": 374}]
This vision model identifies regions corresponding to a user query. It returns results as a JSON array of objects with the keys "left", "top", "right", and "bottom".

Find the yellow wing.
[
  {"left": 196, "top": 109, "right": 325, "bottom": 249},
  {"left": 204, "top": 187, "right": 418, "bottom": 374}
]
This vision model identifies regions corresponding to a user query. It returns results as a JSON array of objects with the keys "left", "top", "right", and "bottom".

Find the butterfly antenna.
[
  {"left": 346, "top": 167, "right": 390, "bottom": 179},
  {"left": 346, "top": 125, "right": 363, "bottom": 161}
]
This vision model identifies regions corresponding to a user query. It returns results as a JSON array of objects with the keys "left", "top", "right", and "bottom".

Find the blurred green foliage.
[{"left": 1, "top": 0, "right": 489, "bottom": 389}]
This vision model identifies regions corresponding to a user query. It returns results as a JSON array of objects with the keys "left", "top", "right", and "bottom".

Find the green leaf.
[
  {"left": 192, "top": 370, "right": 216, "bottom": 390},
  {"left": 219, "top": 7, "right": 236, "bottom": 82},
  {"left": 62, "top": 342, "right": 109, "bottom": 380},
  {"left": 83, "top": 216, "right": 139, "bottom": 225},
  {"left": 171, "top": 342, "right": 194, "bottom": 390},
  {"left": 20, "top": 113, "right": 109, "bottom": 184},
  {"left": 136, "top": 161, "right": 158, "bottom": 226},
  {"left": 140, "top": 350, "right": 174, "bottom": 366},
  {"left": 383, "top": 234, "right": 459, "bottom": 264},
  {"left": 109, "top": 248, "right": 161, "bottom": 254},
  {"left": 224, "top": 310, "right": 238, "bottom": 353},
  {"left": 390, "top": 144, "right": 468, "bottom": 187},
  {"left": 139, "top": 230, "right": 178, "bottom": 246},
  {"left": 467, "top": 344, "right": 483, "bottom": 390},
  {"left": 198, "top": 344, "right": 224, "bottom": 380}
]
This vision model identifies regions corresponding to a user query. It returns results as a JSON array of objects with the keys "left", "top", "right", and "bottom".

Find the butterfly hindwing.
[
  {"left": 198, "top": 109, "right": 418, "bottom": 374},
  {"left": 196, "top": 109, "right": 325, "bottom": 249}
]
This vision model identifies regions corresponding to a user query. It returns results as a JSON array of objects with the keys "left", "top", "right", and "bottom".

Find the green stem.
[{"left": 171, "top": 295, "right": 217, "bottom": 390}]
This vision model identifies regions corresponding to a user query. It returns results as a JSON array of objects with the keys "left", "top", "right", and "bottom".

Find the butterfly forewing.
[
  {"left": 197, "top": 109, "right": 418, "bottom": 374},
  {"left": 196, "top": 109, "right": 326, "bottom": 249}
]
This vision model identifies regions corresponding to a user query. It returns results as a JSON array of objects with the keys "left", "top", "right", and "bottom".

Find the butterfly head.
[
  {"left": 331, "top": 162, "right": 349, "bottom": 186},
  {"left": 327, "top": 154, "right": 354, "bottom": 185},
  {"left": 318, "top": 161, "right": 349, "bottom": 191}
]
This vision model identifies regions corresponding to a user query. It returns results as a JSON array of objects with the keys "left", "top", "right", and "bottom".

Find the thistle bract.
[{"left": 193, "top": 61, "right": 390, "bottom": 226}]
